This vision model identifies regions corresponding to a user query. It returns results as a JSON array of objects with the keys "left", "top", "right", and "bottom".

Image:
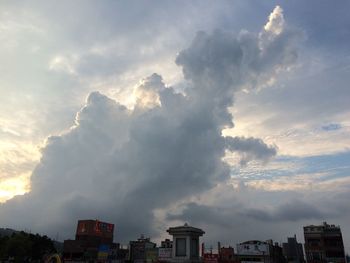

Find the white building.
[{"left": 167, "top": 223, "right": 205, "bottom": 263}]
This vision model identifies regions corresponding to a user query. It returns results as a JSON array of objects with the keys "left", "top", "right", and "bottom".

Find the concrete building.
[
  {"left": 129, "top": 235, "right": 157, "bottom": 263},
  {"left": 167, "top": 223, "right": 205, "bottom": 263},
  {"left": 159, "top": 239, "right": 173, "bottom": 263},
  {"left": 268, "top": 240, "right": 287, "bottom": 263},
  {"left": 282, "top": 235, "right": 305, "bottom": 263},
  {"left": 304, "top": 222, "right": 345, "bottom": 263}
]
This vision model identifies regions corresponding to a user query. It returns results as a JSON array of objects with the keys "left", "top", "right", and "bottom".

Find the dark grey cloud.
[
  {"left": 167, "top": 199, "right": 327, "bottom": 228},
  {"left": 165, "top": 185, "right": 350, "bottom": 247},
  {"left": 167, "top": 202, "right": 241, "bottom": 229},
  {"left": 243, "top": 199, "right": 326, "bottom": 222},
  {"left": 0, "top": 6, "right": 300, "bottom": 243},
  {"left": 225, "top": 137, "right": 277, "bottom": 165}
]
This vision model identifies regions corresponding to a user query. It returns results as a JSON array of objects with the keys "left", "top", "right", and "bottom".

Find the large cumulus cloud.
[{"left": 0, "top": 6, "right": 300, "bottom": 242}]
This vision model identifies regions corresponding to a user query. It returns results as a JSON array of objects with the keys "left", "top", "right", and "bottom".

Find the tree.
[{"left": 0, "top": 231, "right": 56, "bottom": 262}]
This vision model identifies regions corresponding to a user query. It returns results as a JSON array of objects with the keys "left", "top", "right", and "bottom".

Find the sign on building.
[
  {"left": 237, "top": 243, "right": 269, "bottom": 256},
  {"left": 159, "top": 248, "right": 172, "bottom": 261},
  {"left": 203, "top": 253, "right": 219, "bottom": 263}
]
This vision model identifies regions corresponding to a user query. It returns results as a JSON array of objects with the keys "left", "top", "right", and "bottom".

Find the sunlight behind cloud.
[
  {"left": 49, "top": 55, "right": 78, "bottom": 75},
  {"left": 0, "top": 173, "right": 31, "bottom": 202},
  {"left": 0, "top": 139, "right": 40, "bottom": 202}
]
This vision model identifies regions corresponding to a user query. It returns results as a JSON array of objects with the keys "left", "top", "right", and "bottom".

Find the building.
[
  {"left": 268, "top": 240, "right": 286, "bottom": 263},
  {"left": 237, "top": 240, "right": 286, "bottom": 263},
  {"left": 237, "top": 240, "right": 270, "bottom": 263},
  {"left": 161, "top": 239, "right": 174, "bottom": 248},
  {"left": 219, "top": 247, "right": 237, "bottom": 263},
  {"left": 304, "top": 222, "right": 346, "bottom": 263},
  {"left": 63, "top": 219, "right": 116, "bottom": 261},
  {"left": 282, "top": 235, "right": 305, "bottom": 263},
  {"left": 129, "top": 235, "right": 157, "bottom": 263},
  {"left": 116, "top": 245, "right": 130, "bottom": 263},
  {"left": 201, "top": 242, "right": 220, "bottom": 263},
  {"left": 203, "top": 252, "right": 219, "bottom": 263},
  {"left": 167, "top": 223, "right": 205, "bottom": 263},
  {"left": 159, "top": 239, "right": 173, "bottom": 262},
  {"left": 201, "top": 242, "right": 238, "bottom": 263}
]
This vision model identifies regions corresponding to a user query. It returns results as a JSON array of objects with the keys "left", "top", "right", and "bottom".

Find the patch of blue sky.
[
  {"left": 231, "top": 150, "right": 350, "bottom": 183},
  {"left": 321, "top": 123, "right": 342, "bottom": 131},
  {"left": 300, "top": 151, "right": 350, "bottom": 171},
  {"left": 299, "top": 151, "right": 350, "bottom": 182},
  {"left": 230, "top": 156, "right": 300, "bottom": 180}
]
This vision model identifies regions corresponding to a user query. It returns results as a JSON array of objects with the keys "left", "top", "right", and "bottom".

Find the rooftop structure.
[{"left": 167, "top": 223, "right": 205, "bottom": 263}]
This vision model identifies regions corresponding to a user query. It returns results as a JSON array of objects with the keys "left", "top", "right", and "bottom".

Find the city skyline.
[{"left": 0, "top": 0, "right": 350, "bottom": 254}]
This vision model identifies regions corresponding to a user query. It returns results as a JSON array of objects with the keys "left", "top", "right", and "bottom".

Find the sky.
[{"left": 0, "top": 0, "right": 350, "bottom": 252}]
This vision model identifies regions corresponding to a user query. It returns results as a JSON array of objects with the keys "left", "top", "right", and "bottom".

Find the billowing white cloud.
[
  {"left": 0, "top": 6, "right": 303, "bottom": 243},
  {"left": 264, "top": 5, "right": 284, "bottom": 35}
]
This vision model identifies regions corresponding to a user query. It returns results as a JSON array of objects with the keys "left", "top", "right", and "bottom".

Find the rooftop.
[{"left": 167, "top": 223, "right": 205, "bottom": 236}]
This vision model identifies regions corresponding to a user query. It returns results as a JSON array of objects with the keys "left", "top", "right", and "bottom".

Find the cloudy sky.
[{"left": 1, "top": 0, "right": 350, "bottom": 252}]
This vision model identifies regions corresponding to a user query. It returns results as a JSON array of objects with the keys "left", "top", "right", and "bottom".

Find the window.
[
  {"left": 176, "top": 238, "right": 186, "bottom": 257},
  {"left": 312, "top": 252, "right": 320, "bottom": 260},
  {"left": 191, "top": 238, "right": 199, "bottom": 257}
]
